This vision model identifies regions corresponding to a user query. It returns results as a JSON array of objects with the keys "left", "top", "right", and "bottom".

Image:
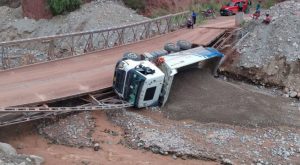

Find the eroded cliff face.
[{"left": 142, "top": 0, "right": 196, "bottom": 16}]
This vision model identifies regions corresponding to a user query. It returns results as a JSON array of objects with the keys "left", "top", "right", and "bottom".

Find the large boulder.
[{"left": 0, "top": 142, "right": 17, "bottom": 155}]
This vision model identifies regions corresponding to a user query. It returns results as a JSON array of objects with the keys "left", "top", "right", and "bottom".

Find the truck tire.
[
  {"left": 149, "top": 50, "right": 168, "bottom": 58},
  {"left": 176, "top": 40, "right": 192, "bottom": 50},
  {"left": 164, "top": 43, "right": 180, "bottom": 53},
  {"left": 123, "top": 52, "right": 141, "bottom": 61}
]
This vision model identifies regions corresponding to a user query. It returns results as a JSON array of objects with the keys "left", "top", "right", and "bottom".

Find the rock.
[
  {"left": 293, "top": 42, "right": 298, "bottom": 48},
  {"left": 81, "top": 160, "right": 90, "bottom": 165},
  {"left": 18, "top": 162, "right": 26, "bottom": 165},
  {"left": 137, "top": 142, "right": 144, "bottom": 147},
  {"left": 0, "top": 142, "right": 17, "bottom": 155},
  {"left": 283, "top": 87, "right": 289, "bottom": 93},
  {"left": 16, "top": 144, "right": 23, "bottom": 149},
  {"left": 289, "top": 91, "right": 298, "bottom": 98},
  {"left": 172, "top": 154, "right": 177, "bottom": 159},
  {"left": 221, "top": 158, "right": 233, "bottom": 165},
  {"left": 151, "top": 147, "right": 160, "bottom": 154},
  {"left": 26, "top": 157, "right": 32, "bottom": 162},
  {"left": 29, "top": 155, "right": 44, "bottom": 165},
  {"left": 93, "top": 143, "right": 100, "bottom": 151},
  {"left": 181, "top": 155, "right": 188, "bottom": 160}
]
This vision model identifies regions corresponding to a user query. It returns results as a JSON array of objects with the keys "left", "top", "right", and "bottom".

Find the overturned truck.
[{"left": 113, "top": 40, "right": 224, "bottom": 108}]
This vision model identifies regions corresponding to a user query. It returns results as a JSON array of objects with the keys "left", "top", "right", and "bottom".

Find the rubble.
[
  {"left": 107, "top": 109, "right": 300, "bottom": 164},
  {"left": 38, "top": 112, "right": 95, "bottom": 147},
  {"left": 238, "top": 1, "right": 300, "bottom": 67},
  {"left": 0, "top": 142, "right": 44, "bottom": 165},
  {"left": 224, "top": 1, "right": 300, "bottom": 92},
  {"left": 0, "top": 0, "right": 148, "bottom": 41}
]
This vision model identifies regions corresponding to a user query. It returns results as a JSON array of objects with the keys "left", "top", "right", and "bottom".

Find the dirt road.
[{"left": 0, "top": 16, "right": 234, "bottom": 107}]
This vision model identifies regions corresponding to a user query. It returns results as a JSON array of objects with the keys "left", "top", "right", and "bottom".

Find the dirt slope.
[
  {"left": 223, "top": 1, "right": 300, "bottom": 96},
  {"left": 163, "top": 68, "right": 300, "bottom": 127}
]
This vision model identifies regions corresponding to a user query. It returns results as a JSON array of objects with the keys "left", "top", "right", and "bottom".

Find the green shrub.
[
  {"left": 48, "top": 0, "right": 82, "bottom": 15},
  {"left": 67, "top": 0, "right": 82, "bottom": 11},
  {"left": 123, "top": 0, "right": 146, "bottom": 12}
]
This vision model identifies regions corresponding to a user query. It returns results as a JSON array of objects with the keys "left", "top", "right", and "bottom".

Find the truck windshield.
[{"left": 124, "top": 71, "right": 145, "bottom": 105}]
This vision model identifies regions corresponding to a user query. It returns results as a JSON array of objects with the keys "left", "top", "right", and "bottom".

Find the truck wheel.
[
  {"left": 123, "top": 52, "right": 141, "bottom": 61},
  {"left": 176, "top": 40, "right": 192, "bottom": 50},
  {"left": 164, "top": 43, "right": 180, "bottom": 53}
]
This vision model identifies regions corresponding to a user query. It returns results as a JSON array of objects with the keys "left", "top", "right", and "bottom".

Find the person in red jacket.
[{"left": 262, "top": 13, "right": 272, "bottom": 24}]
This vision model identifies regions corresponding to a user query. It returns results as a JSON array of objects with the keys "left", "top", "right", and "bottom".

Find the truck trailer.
[{"left": 113, "top": 41, "right": 224, "bottom": 108}]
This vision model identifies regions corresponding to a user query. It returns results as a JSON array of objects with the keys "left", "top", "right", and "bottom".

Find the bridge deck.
[{"left": 0, "top": 17, "right": 235, "bottom": 107}]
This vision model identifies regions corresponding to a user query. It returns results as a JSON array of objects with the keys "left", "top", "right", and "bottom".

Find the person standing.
[
  {"left": 262, "top": 13, "right": 272, "bottom": 24},
  {"left": 256, "top": 0, "right": 261, "bottom": 14},
  {"left": 192, "top": 10, "right": 197, "bottom": 25},
  {"left": 252, "top": 0, "right": 261, "bottom": 19},
  {"left": 238, "top": 2, "right": 243, "bottom": 12}
]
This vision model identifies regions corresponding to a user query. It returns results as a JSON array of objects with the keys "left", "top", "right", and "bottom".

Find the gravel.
[
  {"left": 38, "top": 112, "right": 95, "bottom": 147},
  {"left": 237, "top": 0, "right": 300, "bottom": 68},
  {"left": 0, "top": 142, "right": 44, "bottom": 165},
  {"left": 107, "top": 109, "right": 300, "bottom": 164},
  {"left": 223, "top": 1, "right": 300, "bottom": 93},
  {"left": 0, "top": 0, "right": 149, "bottom": 41}
]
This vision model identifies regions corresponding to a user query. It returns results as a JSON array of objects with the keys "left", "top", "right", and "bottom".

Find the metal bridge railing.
[{"left": 0, "top": 11, "right": 189, "bottom": 70}]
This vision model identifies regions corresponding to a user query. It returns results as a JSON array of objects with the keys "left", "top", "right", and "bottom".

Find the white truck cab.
[
  {"left": 113, "top": 46, "right": 224, "bottom": 108},
  {"left": 113, "top": 60, "right": 165, "bottom": 108}
]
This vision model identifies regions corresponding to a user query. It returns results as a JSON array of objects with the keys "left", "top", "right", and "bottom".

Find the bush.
[
  {"left": 123, "top": 0, "right": 146, "bottom": 12},
  {"left": 48, "top": 0, "right": 82, "bottom": 15}
]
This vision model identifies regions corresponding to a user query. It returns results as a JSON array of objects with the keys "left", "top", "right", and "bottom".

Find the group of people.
[
  {"left": 252, "top": 0, "right": 271, "bottom": 24},
  {"left": 186, "top": 0, "right": 271, "bottom": 29},
  {"left": 187, "top": 11, "right": 197, "bottom": 29}
]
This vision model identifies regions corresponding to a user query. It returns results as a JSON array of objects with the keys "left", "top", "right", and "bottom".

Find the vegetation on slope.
[{"left": 48, "top": 0, "right": 82, "bottom": 15}]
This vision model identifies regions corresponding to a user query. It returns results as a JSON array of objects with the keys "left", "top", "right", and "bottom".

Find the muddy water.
[{"left": 163, "top": 68, "right": 300, "bottom": 127}]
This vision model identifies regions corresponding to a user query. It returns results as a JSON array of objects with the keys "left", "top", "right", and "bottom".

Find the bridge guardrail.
[{"left": 0, "top": 11, "right": 189, "bottom": 70}]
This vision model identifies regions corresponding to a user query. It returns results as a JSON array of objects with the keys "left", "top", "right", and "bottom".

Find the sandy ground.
[
  {"left": 0, "top": 112, "right": 216, "bottom": 165},
  {"left": 164, "top": 68, "right": 300, "bottom": 127}
]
